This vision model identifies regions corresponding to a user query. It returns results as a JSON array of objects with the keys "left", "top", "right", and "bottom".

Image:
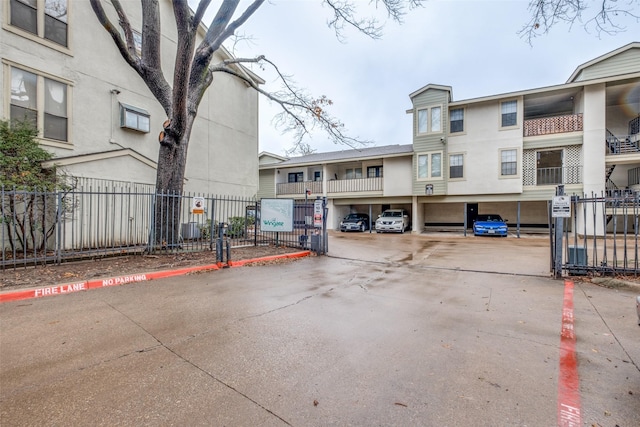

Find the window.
[
  {"left": 501, "top": 149, "right": 517, "bottom": 176},
  {"left": 418, "top": 109, "right": 428, "bottom": 133},
  {"left": 10, "top": 66, "right": 69, "bottom": 142},
  {"left": 314, "top": 171, "right": 321, "bottom": 181},
  {"left": 449, "top": 154, "right": 464, "bottom": 179},
  {"left": 417, "top": 152, "right": 442, "bottom": 179},
  {"left": 367, "top": 166, "right": 383, "bottom": 178},
  {"left": 450, "top": 108, "right": 464, "bottom": 133},
  {"left": 288, "top": 172, "right": 303, "bottom": 183},
  {"left": 536, "top": 150, "right": 563, "bottom": 185},
  {"left": 346, "top": 168, "right": 362, "bottom": 179},
  {"left": 120, "top": 103, "right": 150, "bottom": 133},
  {"left": 501, "top": 100, "right": 517, "bottom": 127},
  {"left": 431, "top": 107, "right": 441, "bottom": 132},
  {"left": 416, "top": 106, "right": 443, "bottom": 134},
  {"left": 132, "top": 29, "right": 142, "bottom": 56},
  {"left": 10, "top": 0, "right": 68, "bottom": 47}
]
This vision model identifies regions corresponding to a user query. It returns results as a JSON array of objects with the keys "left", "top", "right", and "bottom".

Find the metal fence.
[
  {"left": 1, "top": 184, "right": 314, "bottom": 270},
  {"left": 558, "top": 191, "right": 639, "bottom": 276}
]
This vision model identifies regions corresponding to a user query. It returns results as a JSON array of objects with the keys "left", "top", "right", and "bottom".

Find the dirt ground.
[{"left": 1, "top": 245, "right": 307, "bottom": 291}]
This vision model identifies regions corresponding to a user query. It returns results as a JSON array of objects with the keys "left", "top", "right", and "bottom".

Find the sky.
[{"left": 193, "top": 0, "right": 640, "bottom": 156}]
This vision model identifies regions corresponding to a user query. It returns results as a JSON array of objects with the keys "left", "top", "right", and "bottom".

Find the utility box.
[
  {"left": 181, "top": 222, "right": 201, "bottom": 240},
  {"left": 310, "top": 234, "right": 321, "bottom": 253},
  {"left": 568, "top": 246, "right": 587, "bottom": 275}
]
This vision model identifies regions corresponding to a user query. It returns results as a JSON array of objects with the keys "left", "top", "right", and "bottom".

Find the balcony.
[
  {"left": 327, "top": 177, "right": 383, "bottom": 194},
  {"left": 276, "top": 181, "right": 322, "bottom": 197},
  {"left": 523, "top": 166, "right": 582, "bottom": 186},
  {"left": 523, "top": 114, "right": 583, "bottom": 137},
  {"left": 275, "top": 178, "right": 383, "bottom": 196}
]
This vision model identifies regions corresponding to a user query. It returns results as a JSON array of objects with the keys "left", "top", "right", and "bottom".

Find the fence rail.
[
  {"left": 560, "top": 192, "right": 639, "bottom": 276},
  {"left": 1, "top": 185, "right": 313, "bottom": 270}
]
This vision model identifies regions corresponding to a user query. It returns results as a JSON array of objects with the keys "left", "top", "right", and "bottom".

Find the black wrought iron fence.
[
  {"left": 561, "top": 192, "right": 639, "bottom": 276},
  {"left": 1, "top": 184, "right": 313, "bottom": 270}
]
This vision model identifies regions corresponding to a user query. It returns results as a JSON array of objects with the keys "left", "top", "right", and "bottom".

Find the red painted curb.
[
  {"left": 0, "top": 251, "right": 311, "bottom": 304},
  {"left": 557, "top": 279, "right": 581, "bottom": 427}
]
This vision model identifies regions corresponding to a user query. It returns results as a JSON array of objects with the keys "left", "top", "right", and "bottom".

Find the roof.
[
  {"left": 411, "top": 43, "right": 640, "bottom": 109},
  {"left": 409, "top": 84, "right": 453, "bottom": 100},
  {"left": 566, "top": 42, "right": 639, "bottom": 83},
  {"left": 259, "top": 144, "right": 414, "bottom": 168}
]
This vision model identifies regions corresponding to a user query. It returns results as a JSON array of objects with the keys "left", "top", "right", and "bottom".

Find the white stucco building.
[
  {"left": 1, "top": 0, "right": 262, "bottom": 196},
  {"left": 259, "top": 43, "right": 640, "bottom": 233}
]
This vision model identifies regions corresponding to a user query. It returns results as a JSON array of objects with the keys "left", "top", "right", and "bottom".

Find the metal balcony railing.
[
  {"left": 523, "top": 166, "right": 582, "bottom": 186},
  {"left": 606, "top": 130, "right": 640, "bottom": 155},
  {"left": 523, "top": 114, "right": 583, "bottom": 137}
]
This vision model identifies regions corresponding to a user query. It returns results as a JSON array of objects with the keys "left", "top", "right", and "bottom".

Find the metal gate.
[{"left": 551, "top": 188, "right": 639, "bottom": 277}]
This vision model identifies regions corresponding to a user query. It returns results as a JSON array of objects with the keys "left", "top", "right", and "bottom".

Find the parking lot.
[{"left": 1, "top": 232, "right": 638, "bottom": 426}]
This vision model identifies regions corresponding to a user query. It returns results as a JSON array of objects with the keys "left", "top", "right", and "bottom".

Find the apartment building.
[
  {"left": 259, "top": 42, "right": 640, "bottom": 233},
  {"left": 2, "top": 0, "right": 262, "bottom": 196}
]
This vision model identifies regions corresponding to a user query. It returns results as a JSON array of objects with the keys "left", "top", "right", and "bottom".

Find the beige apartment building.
[
  {"left": 259, "top": 42, "right": 640, "bottom": 233},
  {"left": 2, "top": 0, "right": 262, "bottom": 196}
]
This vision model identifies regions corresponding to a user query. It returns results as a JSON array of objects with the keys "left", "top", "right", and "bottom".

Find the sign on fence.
[
  {"left": 552, "top": 196, "right": 571, "bottom": 218},
  {"left": 260, "top": 198, "right": 294, "bottom": 232},
  {"left": 191, "top": 197, "right": 205, "bottom": 214}
]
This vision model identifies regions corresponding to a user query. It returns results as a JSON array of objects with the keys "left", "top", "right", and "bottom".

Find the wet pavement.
[{"left": 1, "top": 232, "right": 638, "bottom": 426}]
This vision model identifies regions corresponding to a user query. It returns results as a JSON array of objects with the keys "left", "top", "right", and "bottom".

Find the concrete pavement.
[{"left": 1, "top": 233, "right": 638, "bottom": 426}]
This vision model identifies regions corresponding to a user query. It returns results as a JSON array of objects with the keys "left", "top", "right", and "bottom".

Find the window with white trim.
[
  {"left": 501, "top": 100, "right": 517, "bottom": 127},
  {"left": 449, "top": 154, "right": 464, "bottom": 179},
  {"left": 120, "top": 103, "right": 150, "bottom": 133},
  {"left": 416, "top": 105, "right": 443, "bottom": 134},
  {"left": 431, "top": 107, "right": 441, "bottom": 132},
  {"left": 418, "top": 109, "right": 428, "bottom": 133},
  {"left": 10, "top": 65, "right": 69, "bottom": 142},
  {"left": 501, "top": 149, "right": 518, "bottom": 176},
  {"left": 417, "top": 152, "right": 442, "bottom": 180},
  {"left": 9, "top": 0, "right": 68, "bottom": 47}
]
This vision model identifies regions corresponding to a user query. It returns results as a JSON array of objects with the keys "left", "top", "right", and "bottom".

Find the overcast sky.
[{"left": 194, "top": 0, "right": 640, "bottom": 156}]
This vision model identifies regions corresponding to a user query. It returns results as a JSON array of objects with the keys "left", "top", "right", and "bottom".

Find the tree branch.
[
  {"left": 210, "top": 56, "right": 370, "bottom": 149},
  {"left": 519, "top": 0, "right": 640, "bottom": 44},
  {"left": 324, "top": 0, "right": 423, "bottom": 42}
]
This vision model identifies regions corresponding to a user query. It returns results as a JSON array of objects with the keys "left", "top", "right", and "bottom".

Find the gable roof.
[
  {"left": 409, "top": 84, "right": 453, "bottom": 100},
  {"left": 566, "top": 42, "right": 639, "bottom": 83},
  {"left": 259, "top": 144, "right": 414, "bottom": 169}
]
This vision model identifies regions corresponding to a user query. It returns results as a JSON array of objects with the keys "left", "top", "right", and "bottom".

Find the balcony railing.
[
  {"left": 327, "top": 177, "right": 383, "bottom": 193},
  {"left": 276, "top": 180, "right": 322, "bottom": 196},
  {"left": 606, "top": 130, "right": 640, "bottom": 155},
  {"left": 523, "top": 166, "right": 582, "bottom": 186},
  {"left": 523, "top": 113, "right": 583, "bottom": 137}
]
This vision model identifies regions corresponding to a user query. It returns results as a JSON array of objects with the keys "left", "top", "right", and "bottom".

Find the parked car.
[
  {"left": 473, "top": 214, "right": 508, "bottom": 237},
  {"left": 340, "top": 213, "right": 370, "bottom": 232},
  {"left": 375, "top": 209, "right": 410, "bottom": 233}
]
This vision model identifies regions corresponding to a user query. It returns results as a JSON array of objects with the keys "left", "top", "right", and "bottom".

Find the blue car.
[{"left": 473, "top": 214, "right": 508, "bottom": 237}]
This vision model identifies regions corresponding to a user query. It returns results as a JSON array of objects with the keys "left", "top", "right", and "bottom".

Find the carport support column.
[{"left": 463, "top": 202, "right": 467, "bottom": 237}]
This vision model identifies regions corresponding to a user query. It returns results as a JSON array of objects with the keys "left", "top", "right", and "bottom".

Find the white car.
[{"left": 375, "top": 209, "right": 410, "bottom": 233}]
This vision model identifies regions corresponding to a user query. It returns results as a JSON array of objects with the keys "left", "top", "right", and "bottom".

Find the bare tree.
[
  {"left": 520, "top": 0, "right": 640, "bottom": 43},
  {"left": 89, "top": 0, "right": 421, "bottom": 245}
]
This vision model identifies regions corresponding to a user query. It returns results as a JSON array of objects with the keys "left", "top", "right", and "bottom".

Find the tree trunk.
[{"left": 152, "top": 128, "right": 191, "bottom": 248}]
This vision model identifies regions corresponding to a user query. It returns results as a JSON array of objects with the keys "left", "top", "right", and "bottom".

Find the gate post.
[{"left": 553, "top": 185, "right": 565, "bottom": 279}]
